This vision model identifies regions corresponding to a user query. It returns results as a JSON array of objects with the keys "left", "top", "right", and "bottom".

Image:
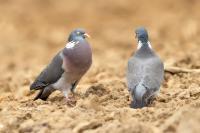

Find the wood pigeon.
[
  {"left": 127, "top": 27, "right": 164, "bottom": 108},
  {"left": 30, "top": 28, "right": 92, "bottom": 105}
]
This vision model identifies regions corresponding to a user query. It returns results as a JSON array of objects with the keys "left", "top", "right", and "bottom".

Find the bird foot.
[
  {"left": 66, "top": 93, "right": 77, "bottom": 107},
  {"left": 147, "top": 96, "right": 156, "bottom": 105}
]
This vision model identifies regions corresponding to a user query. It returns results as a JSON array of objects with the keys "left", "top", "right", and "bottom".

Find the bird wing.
[
  {"left": 127, "top": 56, "right": 143, "bottom": 91},
  {"left": 30, "top": 51, "right": 64, "bottom": 90},
  {"left": 127, "top": 56, "right": 164, "bottom": 92},
  {"left": 142, "top": 56, "right": 164, "bottom": 91}
]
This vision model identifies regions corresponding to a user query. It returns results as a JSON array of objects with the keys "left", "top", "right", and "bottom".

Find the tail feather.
[
  {"left": 30, "top": 81, "right": 47, "bottom": 90},
  {"left": 33, "top": 87, "right": 54, "bottom": 101},
  {"left": 134, "top": 83, "right": 147, "bottom": 101},
  {"left": 34, "top": 89, "right": 48, "bottom": 101},
  {"left": 131, "top": 83, "right": 148, "bottom": 108}
]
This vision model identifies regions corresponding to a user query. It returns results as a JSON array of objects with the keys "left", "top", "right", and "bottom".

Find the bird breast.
[{"left": 62, "top": 42, "right": 92, "bottom": 74}]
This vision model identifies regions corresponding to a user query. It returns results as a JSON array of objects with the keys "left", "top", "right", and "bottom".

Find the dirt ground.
[{"left": 0, "top": 0, "right": 200, "bottom": 133}]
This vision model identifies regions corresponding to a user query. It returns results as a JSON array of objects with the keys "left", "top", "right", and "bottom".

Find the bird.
[
  {"left": 30, "top": 28, "right": 92, "bottom": 105},
  {"left": 126, "top": 27, "right": 164, "bottom": 108}
]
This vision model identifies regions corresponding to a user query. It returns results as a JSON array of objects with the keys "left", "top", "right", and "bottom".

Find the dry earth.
[{"left": 0, "top": 0, "right": 200, "bottom": 133}]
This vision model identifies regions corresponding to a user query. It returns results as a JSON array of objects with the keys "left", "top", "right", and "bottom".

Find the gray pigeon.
[
  {"left": 30, "top": 29, "right": 92, "bottom": 104},
  {"left": 127, "top": 27, "right": 164, "bottom": 108}
]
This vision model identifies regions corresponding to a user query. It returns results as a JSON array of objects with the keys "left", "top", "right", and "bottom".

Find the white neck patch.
[
  {"left": 65, "top": 41, "right": 79, "bottom": 49},
  {"left": 147, "top": 41, "right": 152, "bottom": 49},
  {"left": 137, "top": 41, "right": 152, "bottom": 49},
  {"left": 137, "top": 41, "right": 143, "bottom": 50}
]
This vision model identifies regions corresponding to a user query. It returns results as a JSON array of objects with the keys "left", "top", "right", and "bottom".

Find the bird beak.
[{"left": 84, "top": 33, "right": 91, "bottom": 38}]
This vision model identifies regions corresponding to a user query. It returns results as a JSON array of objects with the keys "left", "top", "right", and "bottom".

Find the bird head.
[
  {"left": 68, "top": 28, "right": 90, "bottom": 42},
  {"left": 135, "top": 27, "right": 149, "bottom": 43}
]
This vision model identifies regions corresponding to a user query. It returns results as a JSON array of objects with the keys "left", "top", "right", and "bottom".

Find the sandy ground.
[{"left": 0, "top": 0, "right": 200, "bottom": 133}]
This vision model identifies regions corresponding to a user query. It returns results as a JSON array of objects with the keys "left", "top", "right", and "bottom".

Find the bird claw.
[
  {"left": 147, "top": 96, "right": 156, "bottom": 105},
  {"left": 66, "top": 94, "right": 77, "bottom": 107}
]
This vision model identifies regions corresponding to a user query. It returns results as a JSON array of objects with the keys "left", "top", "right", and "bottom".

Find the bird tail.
[
  {"left": 135, "top": 83, "right": 147, "bottom": 101},
  {"left": 34, "top": 87, "right": 54, "bottom": 101},
  {"left": 30, "top": 81, "right": 47, "bottom": 90},
  {"left": 131, "top": 83, "right": 147, "bottom": 108}
]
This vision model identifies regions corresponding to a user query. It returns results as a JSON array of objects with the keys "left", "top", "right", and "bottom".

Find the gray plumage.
[
  {"left": 30, "top": 29, "right": 92, "bottom": 100},
  {"left": 127, "top": 27, "right": 164, "bottom": 108},
  {"left": 30, "top": 52, "right": 64, "bottom": 90}
]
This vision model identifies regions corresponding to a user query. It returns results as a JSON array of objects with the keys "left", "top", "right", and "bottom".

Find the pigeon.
[
  {"left": 30, "top": 28, "right": 92, "bottom": 105},
  {"left": 126, "top": 27, "right": 164, "bottom": 108}
]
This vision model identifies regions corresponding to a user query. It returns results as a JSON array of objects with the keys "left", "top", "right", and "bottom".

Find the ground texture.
[{"left": 0, "top": 0, "right": 200, "bottom": 133}]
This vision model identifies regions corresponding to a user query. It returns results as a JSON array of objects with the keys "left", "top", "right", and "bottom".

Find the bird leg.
[{"left": 63, "top": 90, "right": 77, "bottom": 107}]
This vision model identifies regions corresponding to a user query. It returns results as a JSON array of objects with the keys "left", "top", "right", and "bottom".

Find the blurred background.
[{"left": 0, "top": 0, "right": 200, "bottom": 133}]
